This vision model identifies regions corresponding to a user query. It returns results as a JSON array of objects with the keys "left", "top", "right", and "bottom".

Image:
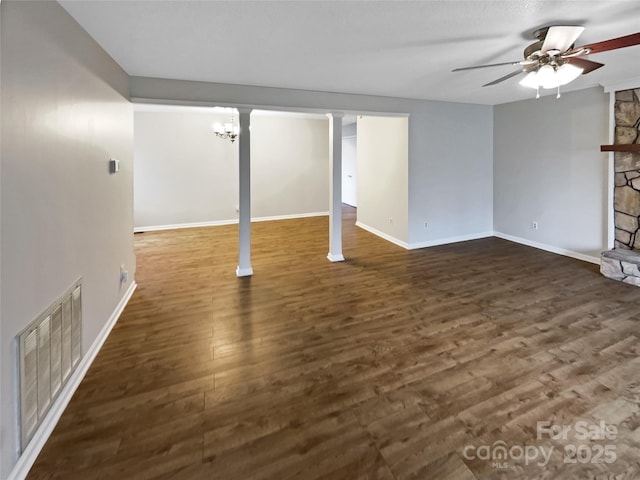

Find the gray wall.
[
  {"left": 494, "top": 86, "right": 609, "bottom": 260},
  {"left": 342, "top": 122, "right": 357, "bottom": 138},
  {"left": 408, "top": 104, "right": 494, "bottom": 247},
  {"left": 0, "top": 2, "right": 135, "bottom": 476},
  {"left": 130, "top": 77, "right": 496, "bottom": 247},
  {"left": 134, "top": 110, "right": 329, "bottom": 229},
  {"left": 357, "top": 116, "right": 409, "bottom": 243}
]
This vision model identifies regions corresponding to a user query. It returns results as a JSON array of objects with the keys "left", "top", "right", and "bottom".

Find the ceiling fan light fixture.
[
  {"left": 556, "top": 63, "right": 584, "bottom": 86},
  {"left": 519, "top": 70, "right": 540, "bottom": 89},
  {"left": 518, "top": 63, "right": 584, "bottom": 91},
  {"left": 538, "top": 64, "right": 558, "bottom": 89},
  {"left": 454, "top": 26, "right": 640, "bottom": 97}
]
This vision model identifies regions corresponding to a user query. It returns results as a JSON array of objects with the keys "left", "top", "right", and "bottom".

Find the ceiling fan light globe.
[
  {"left": 537, "top": 65, "right": 558, "bottom": 89},
  {"left": 556, "top": 63, "right": 584, "bottom": 86},
  {"left": 519, "top": 71, "right": 540, "bottom": 89}
]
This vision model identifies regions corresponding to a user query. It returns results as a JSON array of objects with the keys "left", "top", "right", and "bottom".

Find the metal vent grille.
[{"left": 18, "top": 279, "right": 82, "bottom": 452}]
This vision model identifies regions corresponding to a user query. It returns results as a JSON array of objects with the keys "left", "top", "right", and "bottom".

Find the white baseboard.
[
  {"left": 8, "top": 281, "right": 138, "bottom": 480},
  {"left": 408, "top": 231, "right": 494, "bottom": 250},
  {"left": 235, "top": 266, "right": 254, "bottom": 277},
  {"left": 134, "top": 211, "right": 329, "bottom": 233},
  {"left": 356, "top": 223, "right": 495, "bottom": 251},
  {"left": 327, "top": 252, "right": 345, "bottom": 262},
  {"left": 252, "top": 211, "right": 328, "bottom": 223},
  {"left": 493, "top": 231, "right": 601, "bottom": 265},
  {"left": 355, "top": 221, "right": 409, "bottom": 249},
  {"left": 134, "top": 219, "right": 236, "bottom": 232}
]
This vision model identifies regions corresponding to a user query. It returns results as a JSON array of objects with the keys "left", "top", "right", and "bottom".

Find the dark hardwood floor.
[{"left": 27, "top": 206, "right": 640, "bottom": 479}]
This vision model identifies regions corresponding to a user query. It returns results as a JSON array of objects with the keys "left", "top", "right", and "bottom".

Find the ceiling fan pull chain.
[
  {"left": 557, "top": 85, "right": 561, "bottom": 99},
  {"left": 536, "top": 86, "right": 540, "bottom": 99}
]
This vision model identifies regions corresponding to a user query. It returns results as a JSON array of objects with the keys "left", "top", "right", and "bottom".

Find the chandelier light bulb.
[{"left": 213, "top": 116, "right": 239, "bottom": 142}]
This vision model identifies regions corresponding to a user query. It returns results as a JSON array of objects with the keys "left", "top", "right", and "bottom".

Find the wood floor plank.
[{"left": 26, "top": 205, "right": 640, "bottom": 479}]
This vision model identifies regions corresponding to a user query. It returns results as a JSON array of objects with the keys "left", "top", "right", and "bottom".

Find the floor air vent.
[{"left": 18, "top": 279, "right": 82, "bottom": 452}]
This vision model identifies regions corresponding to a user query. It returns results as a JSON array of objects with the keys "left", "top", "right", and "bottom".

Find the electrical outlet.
[
  {"left": 532, "top": 221, "right": 539, "bottom": 230},
  {"left": 120, "top": 264, "right": 128, "bottom": 284},
  {"left": 424, "top": 221, "right": 428, "bottom": 229},
  {"left": 109, "top": 158, "right": 120, "bottom": 174},
  {"left": 389, "top": 218, "right": 393, "bottom": 224}
]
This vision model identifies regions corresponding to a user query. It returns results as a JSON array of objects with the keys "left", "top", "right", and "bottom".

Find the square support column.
[
  {"left": 237, "top": 108, "right": 253, "bottom": 277},
  {"left": 327, "top": 113, "right": 345, "bottom": 262}
]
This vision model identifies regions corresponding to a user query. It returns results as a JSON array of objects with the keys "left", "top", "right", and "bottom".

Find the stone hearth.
[
  {"left": 601, "top": 249, "right": 640, "bottom": 286},
  {"left": 601, "top": 88, "right": 640, "bottom": 285}
]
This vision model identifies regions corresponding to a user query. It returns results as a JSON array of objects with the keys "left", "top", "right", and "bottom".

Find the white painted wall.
[
  {"left": 134, "top": 110, "right": 239, "bottom": 228},
  {"left": 342, "top": 132, "right": 357, "bottom": 207},
  {"left": 0, "top": 2, "right": 135, "bottom": 477},
  {"left": 357, "top": 116, "right": 409, "bottom": 244},
  {"left": 251, "top": 115, "right": 329, "bottom": 219},
  {"left": 493, "top": 86, "right": 609, "bottom": 262},
  {"left": 134, "top": 110, "right": 329, "bottom": 230},
  {"left": 130, "top": 77, "right": 495, "bottom": 247},
  {"left": 0, "top": 3, "right": 3, "bottom": 477}
]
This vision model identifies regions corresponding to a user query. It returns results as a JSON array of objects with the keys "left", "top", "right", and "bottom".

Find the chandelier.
[
  {"left": 519, "top": 63, "right": 584, "bottom": 99},
  {"left": 213, "top": 114, "right": 239, "bottom": 142}
]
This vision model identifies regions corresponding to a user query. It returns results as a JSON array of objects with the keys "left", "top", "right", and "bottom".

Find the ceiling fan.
[{"left": 453, "top": 26, "right": 640, "bottom": 97}]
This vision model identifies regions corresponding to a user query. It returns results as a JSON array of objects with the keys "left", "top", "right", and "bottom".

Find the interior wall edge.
[{"left": 6, "top": 282, "right": 137, "bottom": 480}]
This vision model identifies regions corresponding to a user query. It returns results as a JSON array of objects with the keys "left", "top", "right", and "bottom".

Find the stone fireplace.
[{"left": 600, "top": 88, "right": 640, "bottom": 285}]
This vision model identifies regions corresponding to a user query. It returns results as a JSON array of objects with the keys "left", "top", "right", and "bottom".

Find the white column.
[
  {"left": 237, "top": 108, "right": 253, "bottom": 276},
  {"left": 327, "top": 113, "right": 345, "bottom": 262}
]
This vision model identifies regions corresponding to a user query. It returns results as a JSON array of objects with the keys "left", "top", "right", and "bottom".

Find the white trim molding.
[
  {"left": 7, "top": 282, "right": 138, "bottom": 480},
  {"left": 134, "top": 219, "right": 236, "bottom": 233},
  {"left": 601, "top": 77, "right": 640, "bottom": 94},
  {"left": 408, "top": 231, "right": 494, "bottom": 250},
  {"left": 355, "top": 221, "right": 409, "bottom": 249},
  {"left": 327, "top": 253, "right": 345, "bottom": 262},
  {"left": 134, "top": 211, "right": 330, "bottom": 233},
  {"left": 607, "top": 90, "right": 615, "bottom": 249},
  {"left": 493, "top": 232, "right": 601, "bottom": 265},
  {"left": 252, "top": 212, "right": 328, "bottom": 223},
  {"left": 235, "top": 266, "right": 254, "bottom": 277},
  {"left": 356, "top": 223, "right": 496, "bottom": 251}
]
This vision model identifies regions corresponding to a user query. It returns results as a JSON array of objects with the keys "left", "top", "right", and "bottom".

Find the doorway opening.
[{"left": 341, "top": 114, "right": 409, "bottom": 250}]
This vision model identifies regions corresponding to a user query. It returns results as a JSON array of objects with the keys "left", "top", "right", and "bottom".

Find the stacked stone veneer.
[{"left": 601, "top": 88, "right": 640, "bottom": 285}]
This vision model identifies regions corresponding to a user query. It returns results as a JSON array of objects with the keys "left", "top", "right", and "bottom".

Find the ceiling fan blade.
[
  {"left": 573, "top": 32, "right": 640, "bottom": 55},
  {"left": 452, "top": 61, "right": 523, "bottom": 72},
  {"left": 483, "top": 69, "right": 525, "bottom": 87},
  {"left": 541, "top": 26, "right": 585, "bottom": 53},
  {"left": 564, "top": 57, "right": 605, "bottom": 74}
]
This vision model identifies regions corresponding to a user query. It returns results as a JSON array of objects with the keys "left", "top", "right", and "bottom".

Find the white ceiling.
[{"left": 59, "top": 1, "right": 640, "bottom": 105}]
